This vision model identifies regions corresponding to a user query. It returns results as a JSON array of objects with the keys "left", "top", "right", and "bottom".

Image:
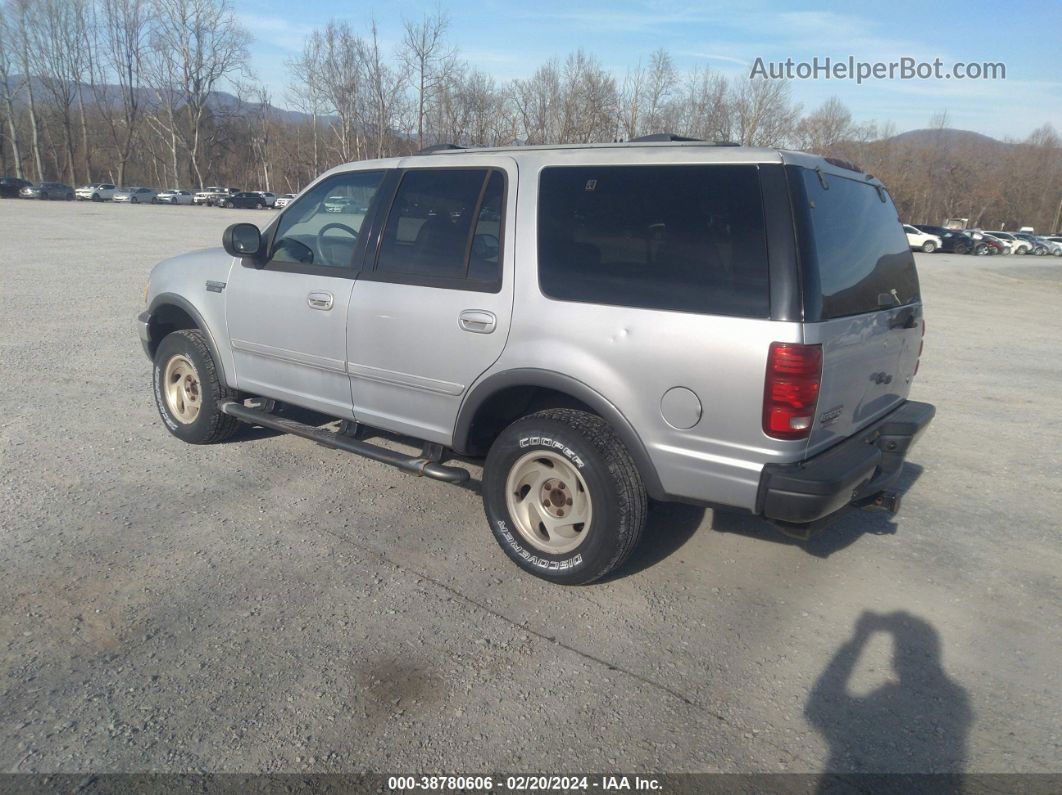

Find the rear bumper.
[{"left": 757, "top": 400, "right": 935, "bottom": 524}]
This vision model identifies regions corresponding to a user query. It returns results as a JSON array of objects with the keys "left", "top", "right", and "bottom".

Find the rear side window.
[
  {"left": 537, "top": 165, "right": 770, "bottom": 317},
  {"left": 377, "top": 168, "right": 498, "bottom": 284},
  {"left": 791, "top": 167, "right": 920, "bottom": 320}
]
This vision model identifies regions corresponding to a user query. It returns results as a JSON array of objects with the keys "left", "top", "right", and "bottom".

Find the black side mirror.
[{"left": 223, "top": 223, "right": 262, "bottom": 258}]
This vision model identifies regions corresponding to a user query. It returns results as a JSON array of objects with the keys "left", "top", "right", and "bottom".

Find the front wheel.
[
  {"left": 921, "top": 241, "right": 937, "bottom": 253},
  {"left": 483, "top": 408, "right": 647, "bottom": 585},
  {"left": 153, "top": 330, "right": 241, "bottom": 444}
]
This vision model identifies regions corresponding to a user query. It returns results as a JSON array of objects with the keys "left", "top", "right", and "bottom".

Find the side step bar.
[{"left": 219, "top": 401, "right": 470, "bottom": 484}]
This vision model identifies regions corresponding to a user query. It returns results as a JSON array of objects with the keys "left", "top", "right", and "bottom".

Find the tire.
[
  {"left": 39, "top": 192, "right": 48, "bottom": 200},
  {"left": 131, "top": 196, "right": 138, "bottom": 204},
  {"left": 170, "top": 197, "right": 177, "bottom": 205},
  {"left": 152, "top": 329, "right": 241, "bottom": 445},
  {"left": 92, "top": 193, "right": 100, "bottom": 202},
  {"left": 483, "top": 408, "right": 647, "bottom": 585},
  {"left": 975, "top": 244, "right": 989, "bottom": 256},
  {"left": 921, "top": 241, "right": 937, "bottom": 253},
  {"left": 256, "top": 201, "right": 264, "bottom": 209}
]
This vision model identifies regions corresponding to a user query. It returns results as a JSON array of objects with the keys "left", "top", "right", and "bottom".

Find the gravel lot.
[{"left": 1, "top": 200, "right": 1060, "bottom": 777}]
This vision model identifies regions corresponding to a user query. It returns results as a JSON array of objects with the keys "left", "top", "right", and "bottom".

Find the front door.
[
  {"left": 225, "top": 168, "right": 387, "bottom": 418},
  {"left": 346, "top": 160, "right": 516, "bottom": 443}
]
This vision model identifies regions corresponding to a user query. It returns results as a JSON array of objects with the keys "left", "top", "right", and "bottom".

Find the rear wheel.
[
  {"left": 975, "top": 244, "right": 989, "bottom": 255},
  {"left": 483, "top": 408, "right": 647, "bottom": 585},
  {"left": 153, "top": 330, "right": 240, "bottom": 444},
  {"left": 921, "top": 241, "right": 937, "bottom": 253}
]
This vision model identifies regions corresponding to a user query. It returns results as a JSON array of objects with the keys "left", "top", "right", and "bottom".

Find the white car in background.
[
  {"left": 75, "top": 183, "right": 117, "bottom": 201},
  {"left": 903, "top": 224, "right": 942, "bottom": 253},
  {"left": 984, "top": 231, "right": 1030, "bottom": 254},
  {"left": 112, "top": 186, "right": 157, "bottom": 204},
  {"left": 156, "top": 188, "right": 195, "bottom": 205},
  {"left": 274, "top": 193, "right": 296, "bottom": 208}
]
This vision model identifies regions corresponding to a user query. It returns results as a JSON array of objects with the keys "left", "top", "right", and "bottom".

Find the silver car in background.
[
  {"left": 156, "top": 188, "right": 195, "bottom": 205},
  {"left": 138, "top": 141, "right": 934, "bottom": 585},
  {"left": 113, "top": 187, "right": 157, "bottom": 204}
]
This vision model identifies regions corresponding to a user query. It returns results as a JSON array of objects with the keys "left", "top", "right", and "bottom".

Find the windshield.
[{"left": 790, "top": 166, "right": 920, "bottom": 320}]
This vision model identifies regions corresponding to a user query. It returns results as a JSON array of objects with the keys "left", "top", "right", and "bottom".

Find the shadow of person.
[{"left": 806, "top": 611, "right": 972, "bottom": 792}]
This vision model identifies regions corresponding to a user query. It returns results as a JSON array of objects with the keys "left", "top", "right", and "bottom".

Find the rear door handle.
[
  {"left": 459, "top": 309, "right": 496, "bottom": 334},
  {"left": 307, "top": 291, "right": 334, "bottom": 310}
]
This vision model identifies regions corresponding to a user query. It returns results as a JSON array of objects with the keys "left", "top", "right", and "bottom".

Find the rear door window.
[
  {"left": 537, "top": 165, "right": 770, "bottom": 317},
  {"left": 791, "top": 167, "right": 920, "bottom": 320},
  {"left": 375, "top": 168, "right": 503, "bottom": 289}
]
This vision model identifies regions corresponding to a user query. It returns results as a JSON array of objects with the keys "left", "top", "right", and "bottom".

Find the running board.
[{"left": 219, "top": 401, "right": 470, "bottom": 484}]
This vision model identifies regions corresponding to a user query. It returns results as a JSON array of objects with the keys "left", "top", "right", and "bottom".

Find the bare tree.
[
  {"left": 309, "top": 21, "right": 365, "bottom": 164},
  {"left": 146, "top": 0, "right": 249, "bottom": 187},
  {"left": 92, "top": 0, "right": 148, "bottom": 185},
  {"left": 731, "top": 78, "right": 800, "bottom": 147},
  {"left": 674, "top": 66, "right": 731, "bottom": 142},
  {"left": 0, "top": 2, "right": 25, "bottom": 176},
  {"left": 400, "top": 8, "right": 454, "bottom": 150},
  {"left": 9, "top": 0, "right": 45, "bottom": 180},
  {"left": 793, "top": 96, "right": 853, "bottom": 154},
  {"left": 361, "top": 18, "right": 406, "bottom": 158}
]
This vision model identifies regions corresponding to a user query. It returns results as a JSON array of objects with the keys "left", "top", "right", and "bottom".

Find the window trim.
[
  {"left": 242, "top": 169, "right": 389, "bottom": 279},
  {"left": 358, "top": 166, "right": 507, "bottom": 294},
  {"left": 535, "top": 163, "right": 773, "bottom": 319}
]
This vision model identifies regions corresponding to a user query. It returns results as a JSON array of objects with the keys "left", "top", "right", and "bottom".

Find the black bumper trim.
[{"left": 758, "top": 400, "right": 935, "bottom": 524}]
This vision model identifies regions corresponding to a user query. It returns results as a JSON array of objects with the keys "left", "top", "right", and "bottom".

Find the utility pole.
[{"left": 1052, "top": 194, "right": 1062, "bottom": 235}]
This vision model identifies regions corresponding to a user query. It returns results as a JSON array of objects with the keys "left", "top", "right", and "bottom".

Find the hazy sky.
[{"left": 233, "top": 0, "right": 1062, "bottom": 139}]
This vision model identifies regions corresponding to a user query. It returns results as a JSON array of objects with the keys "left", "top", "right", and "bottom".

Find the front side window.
[
  {"left": 537, "top": 165, "right": 770, "bottom": 316},
  {"left": 376, "top": 168, "right": 502, "bottom": 287},
  {"left": 268, "top": 170, "right": 384, "bottom": 270}
]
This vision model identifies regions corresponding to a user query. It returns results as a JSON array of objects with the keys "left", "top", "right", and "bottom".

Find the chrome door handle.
[
  {"left": 459, "top": 309, "right": 496, "bottom": 334},
  {"left": 307, "top": 291, "right": 334, "bottom": 310}
]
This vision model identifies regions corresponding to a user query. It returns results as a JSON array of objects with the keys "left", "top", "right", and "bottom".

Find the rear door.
[
  {"left": 789, "top": 165, "right": 923, "bottom": 455},
  {"left": 346, "top": 159, "right": 515, "bottom": 444}
]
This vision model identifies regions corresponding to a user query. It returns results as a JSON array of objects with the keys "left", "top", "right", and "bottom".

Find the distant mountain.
[
  {"left": 884, "top": 128, "right": 1008, "bottom": 149},
  {"left": 5, "top": 74, "right": 317, "bottom": 126}
]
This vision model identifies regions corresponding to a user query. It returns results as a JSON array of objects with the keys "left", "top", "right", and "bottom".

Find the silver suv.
[{"left": 138, "top": 141, "right": 933, "bottom": 584}]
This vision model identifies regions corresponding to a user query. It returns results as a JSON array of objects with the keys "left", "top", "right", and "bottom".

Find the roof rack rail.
[
  {"left": 629, "top": 133, "right": 702, "bottom": 143},
  {"left": 416, "top": 143, "right": 466, "bottom": 154},
  {"left": 712, "top": 141, "right": 741, "bottom": 146}
]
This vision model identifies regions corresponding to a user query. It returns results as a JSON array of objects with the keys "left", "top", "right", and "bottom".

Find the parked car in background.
[
  {"left": 1038, "top": 237, "right": 1062, "bottom": 256},
  {"left": 985, "top": 231, "right": 1030, "bottom": 254},
  {"left": 220, "top": 191, "right": 270, "bottom": 209},
  {"left": 197, "top": 186, "right": 241, "bottom": 205},
  {"left": 976, "top": 235, "right": 1004, "bottom": 255},
  {"left": 75, "top": 183, "right": 117, "bottom": 201},
  {"left": 156, "top": 188, "right": 195, "bottom": 205},
  {"left": 257, "top": 191, "right": 277, "bottom": 207},
  {"left": 0, "top": 177, "right": 32, "bottom": 198},
  {"left": 20, "top": 182, "right": 75, "bottom": 200},
  {"left": 980, "top": 234, "right": 1012, "bottom": 254},
  {"left": 1046, "top": 236, "right": 1062, "bottom": 251},
  {"left": 274, "top": 193, "right": 296, "bottom": 208},
  {"left": 903, "top": 224, "right": 942, "bottom": 253},
  {"left": 193, "top": 186, "right": 224, "bottom": 206},
  {"left": 113, "top": 187, "right": 157, "bottom": 204},
  {"left": 324, "top": 195, "right": 365, "bottom": 214},
  {"left": 1014, "top": 233, "right": 1050, "bottom": 255},
  {"left": 913, "top": 224, "right": 973, "bottom": 254}
]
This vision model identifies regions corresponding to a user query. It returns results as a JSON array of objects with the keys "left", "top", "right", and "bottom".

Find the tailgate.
[{"left": 803, "top": 305, "right": 923, "bottom": 455}]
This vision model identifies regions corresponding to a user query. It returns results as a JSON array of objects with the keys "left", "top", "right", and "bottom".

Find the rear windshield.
[
  {"left": 537, "top": 165, "right": 770, "bottom": 317},
  {"left": 790, "top": 166, "right": 920, "bottom": 320}
]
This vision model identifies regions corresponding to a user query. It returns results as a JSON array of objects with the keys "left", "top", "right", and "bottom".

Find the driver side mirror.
[{"left": 223, "top": 223, "right": 263, "bottom": 259}]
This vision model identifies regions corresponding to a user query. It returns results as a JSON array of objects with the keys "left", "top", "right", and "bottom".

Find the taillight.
[{"left": 763, "top": 342, "right": 822, "bottom": 440}]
